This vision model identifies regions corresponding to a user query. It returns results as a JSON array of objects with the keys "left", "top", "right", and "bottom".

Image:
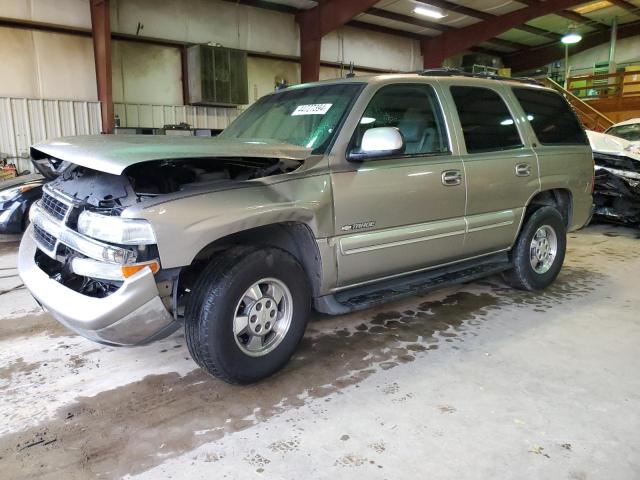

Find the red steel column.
[
  {"left": 296, "top": 0, "right": 381, "bottom": 84},
  {"left": 297, "top": 8, "right": 321, "bottom": 84},
  {"left": 421, "top": 37, "right": 446, "bottom": 69},
  {"left": 90, "top": 0, "right": 114, "bottom": 134}
]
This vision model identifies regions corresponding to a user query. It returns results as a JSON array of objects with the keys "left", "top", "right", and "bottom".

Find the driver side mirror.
[{"left": 348, "top": 127, "right": 405, "bottom": 162}]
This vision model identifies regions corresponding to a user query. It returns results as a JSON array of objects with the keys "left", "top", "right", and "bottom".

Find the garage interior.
[{"left": 1, "top": 0, "right": 640, "bottom": 478}]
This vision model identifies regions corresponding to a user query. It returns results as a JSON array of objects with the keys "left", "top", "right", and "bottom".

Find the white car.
[
  {"left": 586, "top": 129, "right": 640, "bottom": 161},
  {"left": 586, "top": 125, "right": 640, "bottom": 227},
  {"left": 605, "top": 117, "right": 640, "bottom": 144}
]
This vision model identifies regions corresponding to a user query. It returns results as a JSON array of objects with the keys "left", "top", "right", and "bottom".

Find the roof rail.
[{"left": 417, "top": 68, "right": 544, "bottom": 86}]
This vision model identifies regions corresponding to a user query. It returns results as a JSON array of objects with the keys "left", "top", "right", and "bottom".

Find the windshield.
[
  {"left": 220, "top": 83, "right": 363, "bottom": 154},
  {"left": 606, "top": 123, "right": 640, "bottom": 142}
]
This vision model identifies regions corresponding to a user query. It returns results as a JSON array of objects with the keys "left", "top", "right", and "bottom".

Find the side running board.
[{"left": 315, "top": 253, "right": 511, "bottom": 315}]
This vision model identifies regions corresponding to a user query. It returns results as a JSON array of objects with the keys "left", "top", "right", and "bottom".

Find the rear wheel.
[
  {"left": 185, "top": 246, "right": 311, "bottom": 384},
  {"left": 503, "top": 206, "right": 566, "bottom": 291}
]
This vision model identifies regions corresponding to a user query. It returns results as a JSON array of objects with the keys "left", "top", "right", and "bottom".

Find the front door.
[{"left": 331, "top": 83, "right": 466, "bottom": 287}]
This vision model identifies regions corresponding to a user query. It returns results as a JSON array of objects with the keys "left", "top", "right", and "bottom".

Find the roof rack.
[{"left": 417, "top": 68, "right": 543, "bottom": 86}]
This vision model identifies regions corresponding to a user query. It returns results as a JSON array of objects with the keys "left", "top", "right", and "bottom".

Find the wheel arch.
[
  {"left": 525, "top": 188, "right": 573, "bottom": 227},
  {"left": 183, "top": 222, "right": 324, "bottom": 298}
]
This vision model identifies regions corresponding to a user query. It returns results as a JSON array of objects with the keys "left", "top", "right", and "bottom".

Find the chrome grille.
[
  {"left": 41, "top": 192, "right": 70, "bottom": 221},
  {"left": 33, "top": 224, "right": 56, "bottom": 252}
]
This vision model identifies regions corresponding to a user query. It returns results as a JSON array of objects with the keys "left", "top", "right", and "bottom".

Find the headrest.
[{"left": 398, "top": 109, "right": 429, "bottom": 143}]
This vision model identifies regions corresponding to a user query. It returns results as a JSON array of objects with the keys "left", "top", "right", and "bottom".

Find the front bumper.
[{"left": 19, "top": 228, "right": 177, "bottom": 346}]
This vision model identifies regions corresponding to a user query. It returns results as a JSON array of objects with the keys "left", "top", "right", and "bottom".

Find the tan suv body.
[{"left": 20, "top": 73, "right": 593, "bottom": 383}]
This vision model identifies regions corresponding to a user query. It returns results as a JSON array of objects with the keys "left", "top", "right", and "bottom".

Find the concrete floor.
[{"left": 0, "top": 224, "right": 639, "bottom": 479}]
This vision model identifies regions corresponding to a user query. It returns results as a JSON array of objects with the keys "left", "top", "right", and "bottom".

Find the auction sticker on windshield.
[{"left": 292, "top": 104, "right": 333, "bottom": 116}]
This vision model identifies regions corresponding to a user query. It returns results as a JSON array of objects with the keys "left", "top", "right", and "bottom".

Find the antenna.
[{"left": 346, "top": 62, "right": 355, "bottom": 78}]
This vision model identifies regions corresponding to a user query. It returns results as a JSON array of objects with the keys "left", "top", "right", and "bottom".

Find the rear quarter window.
[
  {"left": 512, "top": 88, "right": 588, "bottom": 145},
  {"left": 450, "top": 86, "right": 522, "bottom": 154}
]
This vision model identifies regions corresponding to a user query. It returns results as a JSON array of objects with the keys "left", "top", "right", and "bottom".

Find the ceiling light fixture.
[
  {"left": 561, "top": 26, "right": 582, "bottom": 44},
  {"left": 574, "top": 1, "right": 611, "bottom": 15},
  {"left": 413, "top": 5, "right": 446, "bottom": 19}
]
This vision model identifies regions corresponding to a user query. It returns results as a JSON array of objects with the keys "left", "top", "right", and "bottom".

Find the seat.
[{"left": 397, "top": 109, "right": 435, "bottom": 154}]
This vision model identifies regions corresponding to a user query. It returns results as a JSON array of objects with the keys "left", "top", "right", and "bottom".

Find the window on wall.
[
  {"left": 351, "top": 83, "right": 449, "bottom": 156},
  {"left": 450, "top": 86, "right": 522, "bottom": 154},
  {"left": 512, "top": 88, "right": 588, "bottom": 145}
]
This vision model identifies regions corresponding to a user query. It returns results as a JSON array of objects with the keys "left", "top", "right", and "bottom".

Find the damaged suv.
[
  {"left": 588, "top": 123, "right": 640, "bottom": 226},
  {"left": 19, "top": 72, "right": 593, "bottom": 383}
]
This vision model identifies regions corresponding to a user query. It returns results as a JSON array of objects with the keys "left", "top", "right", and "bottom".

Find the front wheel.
[
  {"left": 503, "top": 206, "right": 567, "bottom": 291},
  {"left": 185, "top": 246, "right": 311, "bottom": 384}
]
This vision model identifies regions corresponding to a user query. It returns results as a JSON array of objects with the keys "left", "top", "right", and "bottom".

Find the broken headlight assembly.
[{"left": 73, "top": 210, "right": 160, "bottom": 281}]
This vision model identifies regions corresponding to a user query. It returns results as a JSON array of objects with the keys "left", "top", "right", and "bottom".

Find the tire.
[
  {"left": 185, "top": 245, "right": 311, "bottom": 384},
  {"left": 502, "top": 206, "right": 567, "bottom": 291}
]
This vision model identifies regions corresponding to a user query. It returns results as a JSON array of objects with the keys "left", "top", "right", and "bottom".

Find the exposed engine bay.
[
  {"left": 593, "top": 153, "right": 640, "bottom": 227},
  {"left": 30, "top": 155, "right": 302, "bottom": 300},
  {"left": 45, "top": 157, "right": 301, "bottom": 211}
]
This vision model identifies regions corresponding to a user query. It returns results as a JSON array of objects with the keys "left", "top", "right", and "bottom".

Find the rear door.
[
  {"left": 331, "top": 82, "right": 467, "bottom": 287},
  {"left": 447, "top": 83, "right": 540, "bottom": 257},
  {"left": 510, "top": 87, "right": 593, "bottom": 230}
]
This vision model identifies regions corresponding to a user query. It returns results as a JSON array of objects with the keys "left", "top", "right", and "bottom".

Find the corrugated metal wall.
[
  {"left": 1, "top": 99, "right": 241, "bottom": 175},
  {"left": 0, "top": 97, "right": 102, "bottom": 173},
  {"left": 114, "top": 103, "right": 241, "bottom": 130}
]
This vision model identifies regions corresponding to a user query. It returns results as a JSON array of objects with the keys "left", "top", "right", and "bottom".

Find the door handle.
[
  {"left": 441, "top": 170, "right": 462, "bottom": 186},
  {"left": 515, "top": 163, "right": 532, "bottom": 177}
]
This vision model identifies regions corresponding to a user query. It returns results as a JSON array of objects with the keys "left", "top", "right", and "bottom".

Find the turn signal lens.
[{"left": 121, "top": 260, "right": 160, "bottom": 278}]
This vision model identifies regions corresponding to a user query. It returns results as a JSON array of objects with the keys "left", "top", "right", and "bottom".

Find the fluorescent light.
[
  {"left": 413, "top": 6, "right": 446, "bottom": 19},
  {"left": 574, "top": 1, "right": 611, "bottom": 14},
  {"left": 500, "top": 118, "right": 514, "bottom": 126}
]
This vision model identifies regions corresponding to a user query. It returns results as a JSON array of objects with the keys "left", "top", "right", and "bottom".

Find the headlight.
[
  {"left": 77, "top": 210, "right": 157, "bottom": 245},
  {"left": 0, "top": 184, "right": 39, "bottom": 202},
  {"left": 0, "top": 187, "right": 21, "bottom": 202},
  {"left": 624, "top": 144, "right": 640, "bottom": 155}
]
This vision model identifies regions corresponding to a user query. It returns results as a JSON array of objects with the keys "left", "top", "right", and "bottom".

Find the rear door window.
[
  {"left": 512, "top": 88, "right": 588, "bottom": 145},
  {"left": 450, "top": 86, "right": 522, "bottom": 154}
]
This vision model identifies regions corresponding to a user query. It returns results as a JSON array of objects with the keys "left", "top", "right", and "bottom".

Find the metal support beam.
[
  {"left": 89, "top": 0, "right": 113, "bottom": 134},
  {"left": 554, "top": 10, "right": 609, "bottom": 31},
  {"left": 295, "top": 0, "right": 380, "bottom": 83},
  {"left": 421, "top": 0, "right": 586, "bottom": 68},
  {"left": 485, "top": 37, "right": 529, "bottom": 50},
  {"left": 517, "top": 0, "right": 610, "bottom": 30},
  {"left": 505, "top": 20, "right": 640, "bottom": 72},
  {"left": 418, "top": 0, "right": 492, "bottom": 20},
  {"left": 181, "top": 46, "right": 190, "bottom": 105},
  {"left": 517, "top": 24, "right": 562, "bottom": 40},
  {"left": 297, "top": 7, "right": 322, "bottom": 83},
  {"left": 608, "top": 0, "right": 640, "bottom": 14},
  {"left": 367, "top": 7, "right": 451, "bottom": 32},
  {"left": 347, "top": 20, "right": 422, "bottom": 40},
  {"left": 421, "top": 0, "right": 561, "bottom": 39}
]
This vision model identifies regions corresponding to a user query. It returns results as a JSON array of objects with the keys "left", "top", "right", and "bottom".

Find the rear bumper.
[{"left": 18, "top": 227, "right": 177, "bottom": 346}]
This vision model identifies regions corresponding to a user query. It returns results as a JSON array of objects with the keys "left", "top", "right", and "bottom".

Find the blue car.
[{"left": 0, "top": 174, "right": 45, "bottom": 234}]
